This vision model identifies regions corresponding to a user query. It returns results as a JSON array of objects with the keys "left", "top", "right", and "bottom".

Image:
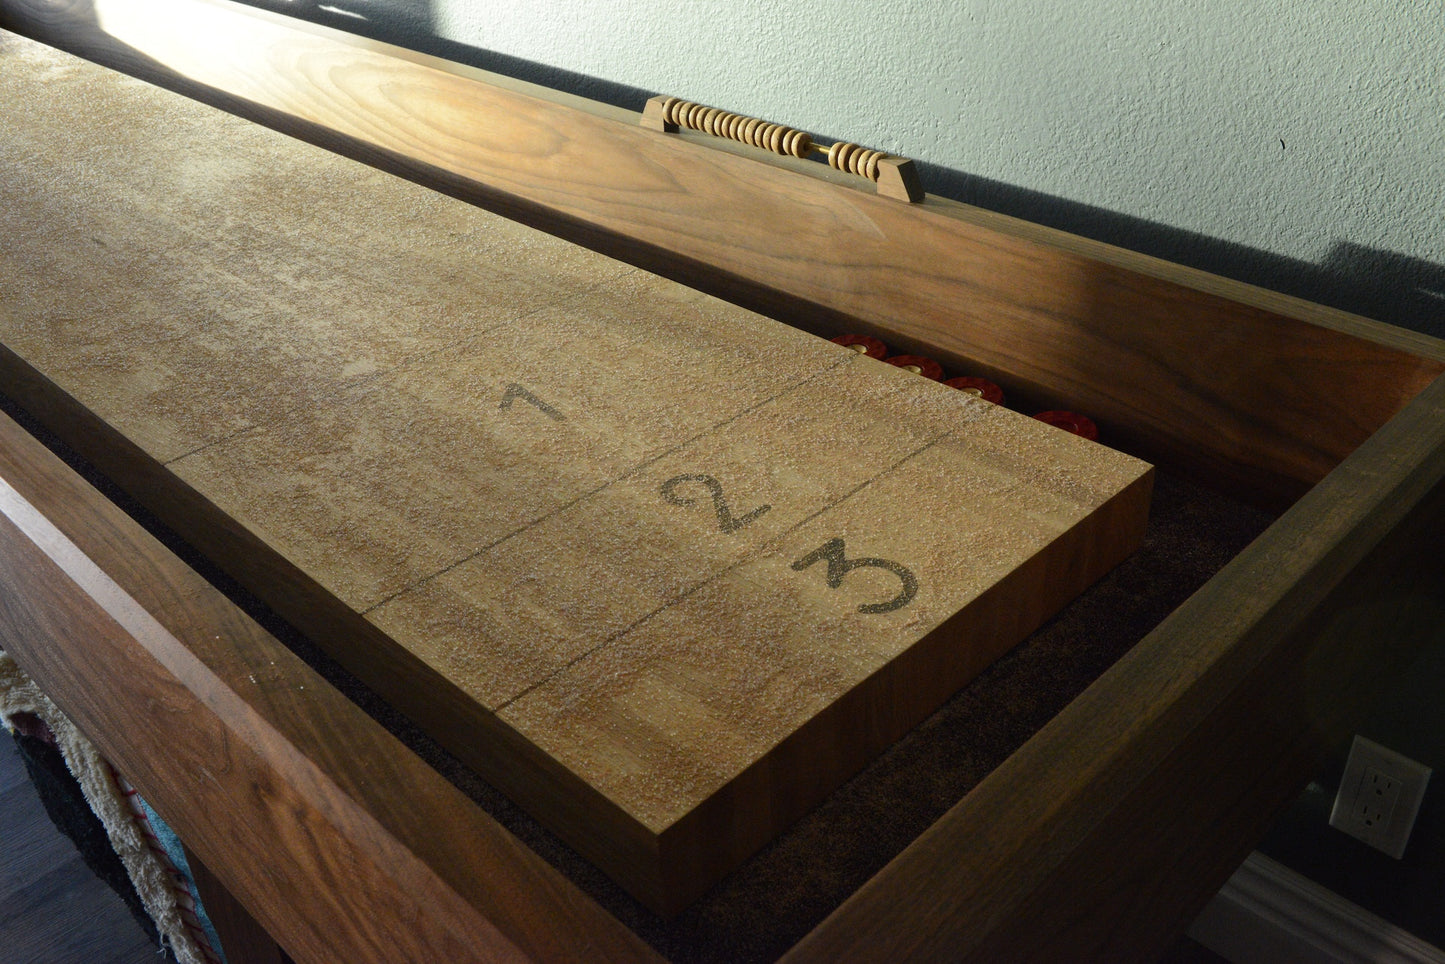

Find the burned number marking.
[
  {"left": 498, "top": 383, "right": 564, "bottom": 421},
  {"left": 791, "top": 537, "right": 917, "bottom": 613},
  {"left": 660, "top": 474, "right": 771, "bottom": 533}
]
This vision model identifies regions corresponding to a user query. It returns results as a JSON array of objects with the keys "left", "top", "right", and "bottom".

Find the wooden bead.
[
  {"left": 860, "top": 148, "right": 882, "bottom": 180},
  {"left": 824, "top": 140, "right": 888, "bottom": 182},
  {"left": 742, "top": 116, "right": 761, "bottom": 147}
]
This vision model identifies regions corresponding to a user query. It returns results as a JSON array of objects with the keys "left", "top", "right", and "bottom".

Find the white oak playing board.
[{"left": 0, "top": 31, "right": 1153, "bottom": 913}]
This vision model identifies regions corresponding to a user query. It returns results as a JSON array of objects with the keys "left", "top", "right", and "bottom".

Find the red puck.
[
  {"left": 1033, "top": 410, "right": 1099, "bottom": 441},
  {"left": 831, "top": 334, "right": 889, "bottom": 360},
  {"left": 944, "top": 376, "right": 1005, "bottom": 405},
  {"left": 885, "top": 355, "right": 944, "bottom": 380}
]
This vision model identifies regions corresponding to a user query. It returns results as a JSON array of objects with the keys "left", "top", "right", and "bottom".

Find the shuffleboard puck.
[
  {"left": 831, "top": 334, "right": 889, "bottom": 359},
  {"left": 944, "top": 376, "right": 1005, "bottom": 405},
  {"left": 885, "top": 355, "right": 944, "bottom": 380},
  {"left": 1033, "top": 410, "right": 1099, "bottom": 441}
]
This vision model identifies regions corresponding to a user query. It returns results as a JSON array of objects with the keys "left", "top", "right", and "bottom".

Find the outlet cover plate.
[{"left": 1329, "top": 735, "right": 1432, "bottom": 859}]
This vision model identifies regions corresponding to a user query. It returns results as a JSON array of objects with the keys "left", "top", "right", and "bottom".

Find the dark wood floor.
[{"left": 0, "top": 734, "right": 163, "bottom": 964}]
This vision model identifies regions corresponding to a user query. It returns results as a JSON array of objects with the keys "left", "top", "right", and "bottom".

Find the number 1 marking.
[
  {"left": 791, "top": 537, "right": 918, "bottom": 613},
  {"left": 498, "top": 383, "right": 564, "bottom": 421}
]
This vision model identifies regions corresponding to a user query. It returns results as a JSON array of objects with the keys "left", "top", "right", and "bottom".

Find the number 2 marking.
[
  {"left": 660, "top": 474, "right": 771, "bottom": 533},
  {"left": 791, "top": 537, "right": 918, "bottom": 613}
]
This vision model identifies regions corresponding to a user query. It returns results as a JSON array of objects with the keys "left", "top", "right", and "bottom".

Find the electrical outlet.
[
  {"left": 1329, "top": 735, "right": 1432, "bottom": 859},
  {"left": 1352, "top": 766, "right": 1400, "bottom": 830}
]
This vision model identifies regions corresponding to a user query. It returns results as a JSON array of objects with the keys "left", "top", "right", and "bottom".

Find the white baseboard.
[{"left": 1187, "top": 852, "right": 1445, "bottom": 964}]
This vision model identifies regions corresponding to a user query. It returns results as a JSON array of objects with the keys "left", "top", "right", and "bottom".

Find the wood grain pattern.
[
  {"left": 1, "top": 0, "right": 1438, "bottom": 508},
  {"left": 182, "top": 843, "right": 287, "bottom": 964},
  {"left": 0, "top": 28, "right": 1152, "bottom": 913},
  {"left": 0, "top": 409, "right": 659, "bottom": 963}
]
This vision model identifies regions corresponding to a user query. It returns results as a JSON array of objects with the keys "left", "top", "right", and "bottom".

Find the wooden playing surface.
[{"left": 0, "top": 31, "right": 1152, "bottom": 911}]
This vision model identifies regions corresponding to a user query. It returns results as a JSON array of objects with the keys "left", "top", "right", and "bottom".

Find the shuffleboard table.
[
  {"left": 0, "top": 14, "right": 1155, "bottom": 917},
  {"left": 2, "top": 0, "right": 1444, "bottom": 961}
]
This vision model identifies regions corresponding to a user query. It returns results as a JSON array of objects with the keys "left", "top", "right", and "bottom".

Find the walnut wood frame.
[{"left": 2, "top": 1, "right": 1444, "bottom": 960}]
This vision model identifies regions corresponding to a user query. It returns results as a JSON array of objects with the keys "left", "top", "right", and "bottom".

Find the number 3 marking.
[
  {"left": 791, "top": 537, "right": 918, "bottom": 613},
  {"left": 661, "top": 474, "right": 772, "bottom": 533}
]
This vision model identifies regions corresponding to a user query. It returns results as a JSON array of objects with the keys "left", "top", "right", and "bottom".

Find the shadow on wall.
[
  {"left": 1314, "top": 243, "right": 1445, "bottom": 341},
  {"left": 928, "top": 164, "right": 1445, "bottom": 341},
  {"left": 235, "top": 0, "right": 657, "bottom": 111}
]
